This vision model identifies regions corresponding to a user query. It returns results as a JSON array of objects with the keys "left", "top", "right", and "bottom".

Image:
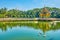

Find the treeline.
[{"left": 0, "top": 7, "right": 60, "bottom": 18}]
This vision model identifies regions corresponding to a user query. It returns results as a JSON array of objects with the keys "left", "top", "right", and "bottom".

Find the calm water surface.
[{"left": 0, "top": 21, "right": 60, "bottom": 40}]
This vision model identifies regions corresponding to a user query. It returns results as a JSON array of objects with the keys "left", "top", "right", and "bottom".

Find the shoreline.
[{"left": 0, "top": 18, "right": 60, "bottom": 21}]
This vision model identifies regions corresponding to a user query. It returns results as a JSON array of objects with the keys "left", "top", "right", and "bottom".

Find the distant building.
[{"left": 40, "top": 7, "right": 50, "bottom": 18}]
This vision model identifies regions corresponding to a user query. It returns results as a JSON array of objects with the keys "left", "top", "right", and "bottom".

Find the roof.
[{"left": 41, "top": 7, "right": 50, "bottom": 14}]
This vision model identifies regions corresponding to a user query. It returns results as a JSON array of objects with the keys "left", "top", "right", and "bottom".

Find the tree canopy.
[{"left": 0, "top": 7, "right": 60, "bottom": 18}]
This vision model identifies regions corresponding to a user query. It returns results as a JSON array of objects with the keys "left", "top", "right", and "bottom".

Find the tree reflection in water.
[
  {"left": 0, "top": 21, "right": 60, "bottom": 33},
  {"left": 0, "top": 21, "right": 60, "bottom": 40}
]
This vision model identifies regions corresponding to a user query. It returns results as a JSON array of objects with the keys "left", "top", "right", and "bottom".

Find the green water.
[{"left": 0, "top": 21, "right": 60, "bottom": 40}]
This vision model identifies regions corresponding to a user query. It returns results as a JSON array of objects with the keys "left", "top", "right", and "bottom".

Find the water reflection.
[
  {"left": 0, "top": 21, "right": 60, "bottom": 32},
  {"left": 0, "top": 21, "right": 60, "bottom": 40}
]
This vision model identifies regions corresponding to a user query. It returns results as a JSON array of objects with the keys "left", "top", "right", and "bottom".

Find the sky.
[{"left": 0, "top": 0, "right": 60, "bottom": 10}]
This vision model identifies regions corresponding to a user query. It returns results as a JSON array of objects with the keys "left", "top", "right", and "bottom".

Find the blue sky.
[{"left": 0, "top": 0, "right": 60, "bottom": 10}]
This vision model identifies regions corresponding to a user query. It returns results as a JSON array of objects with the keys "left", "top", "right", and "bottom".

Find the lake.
[{"left": 0, "top": 21, "right": 60, "bottom": 40}]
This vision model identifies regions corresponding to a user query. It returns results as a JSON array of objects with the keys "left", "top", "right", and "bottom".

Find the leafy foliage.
[{"left": 0, "top": 7, "right": 60, "bottom": 18}]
